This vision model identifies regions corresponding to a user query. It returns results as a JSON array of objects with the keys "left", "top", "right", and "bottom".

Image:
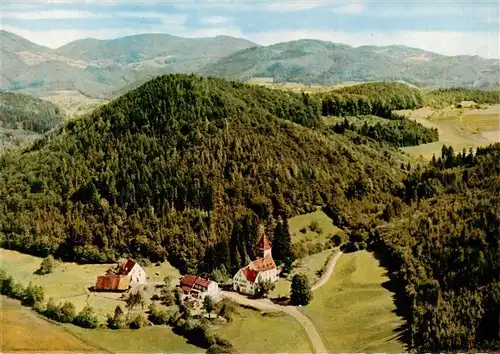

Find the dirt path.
[
  {"left": 312, "top": 251, "right": 343, "bottom": 291},
  {"left": 222, "top": 250, "right": 343, "bottom": 354}
]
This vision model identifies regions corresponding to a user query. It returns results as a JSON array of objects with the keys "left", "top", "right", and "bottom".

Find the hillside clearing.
[
  {"left": 301, "top": 250, "right": 406, "bottom": 352},
  {"left": 63, "top": 324, "right": 201, "bottom": 353},
  {"left": 288, "top": 209, "right": 342, "bottom": 245},
  {"left": 213, "top": 306, "right": 312, "bottom": 353},
  {"left": 401, "top": 105, "right": 499, "bottom": 159},
  {"left": 1, "top": 296, "right": 98, "bottom": 352},
  {"left": 271, "top": 249, "right": 335, "bottom": 298},
  {"left": 0, "top": 248, "right": 180, "bottom": 316}
]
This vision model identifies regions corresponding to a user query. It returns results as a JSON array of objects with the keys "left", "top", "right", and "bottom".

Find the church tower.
[{"left": 256, "top": 225, "right": 272, "bottom": 259}]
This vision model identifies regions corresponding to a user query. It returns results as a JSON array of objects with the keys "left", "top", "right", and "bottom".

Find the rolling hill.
[
  {"left": 0, "top": 31, "right": 257, "bottom": 98},
  {"left": 2, "top": 31, "right": 499, "bottom": 99},
  {"left": 0, "top": 92, "right": 65, "bottom": 153},
  {"left": 201, "top": 39, "right": 500, "bottom": 89},
  {"left": 0, "top": 74, "right": 412, "bottom": 272}
]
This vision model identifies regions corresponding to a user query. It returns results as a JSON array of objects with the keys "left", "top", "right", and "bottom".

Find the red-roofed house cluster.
[
  {"left": 232, "top": 229, "right": 278, "bottom": 295},
  {"left": 179, "top": 274, "right": 220, "bottom": 300}
]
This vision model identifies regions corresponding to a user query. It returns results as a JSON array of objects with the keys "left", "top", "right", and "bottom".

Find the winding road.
[{"left": 222, "top": 250, "right": 343, "bottom": 354}]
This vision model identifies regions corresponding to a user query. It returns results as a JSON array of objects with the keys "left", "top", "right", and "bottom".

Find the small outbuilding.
[
  {"left": 95, "top": 274, "right": 130, "bottom": 292},
  {"left": 94, "top": 258, "right": 147, "bottom": 292},
  {"left": 179, "top": 275, "right": 220, "bottom": 300}
]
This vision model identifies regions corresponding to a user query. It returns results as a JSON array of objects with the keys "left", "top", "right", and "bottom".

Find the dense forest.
[
  {"left": 0, "top": 74, "right": 408, "bottom": 273},
  {"left": 317, "top": 82, "right": 424, "bottom": 118},
  {"left": 365, "top": 144, "right": 500, "bottom": 351},
  {"left": 423, "top": 88, "right": 500, "bottom": 109},
  {"left": 0, "top": 75, "right": 498, "bottom": 351},
  {"left": 330, "top": 116, "right": 438, "bottom": 147},
  {"left": 0, "top": 92, "right": 64, "bottom": 133}
]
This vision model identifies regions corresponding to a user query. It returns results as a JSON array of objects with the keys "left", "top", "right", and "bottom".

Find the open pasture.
[
  {"left": 301, "top": 251, "right": 406, "bottom": 353},
  {"left": 401, "top": 105, "right": 499, "bottom": 159},
  {"left": 0, "top": 248, "right": 180, "bottom": 316},
  {"left": 1, "top": 296, "right": 98, "bottom": 352},
  {"left": 213, "top": 306, "right": 313, "bottom": 353}
]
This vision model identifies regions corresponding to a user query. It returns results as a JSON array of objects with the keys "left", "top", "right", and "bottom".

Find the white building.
[
  {"left": 117, "top": 259, "right": 147, "bottom": 286},
  {"left": 233, "top": 231, "right": 278, "bottom": 296},
  {"left": 179, "top": 275, "right": 220, "bottom": 300}
]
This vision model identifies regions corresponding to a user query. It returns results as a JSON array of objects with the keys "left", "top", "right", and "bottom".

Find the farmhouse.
[
  {"left": 179, "top": 274, "right": 220, "bottom": 300},
  {"left": 233, "top": 230, "right": 278, "bottom": 296},
  {"left": 94, "top": 258, "right": 147, "bottom": 292}
]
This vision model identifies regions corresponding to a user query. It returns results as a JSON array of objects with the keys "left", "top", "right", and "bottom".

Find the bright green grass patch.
[
  {"left": 271, "top": 249, "right": 334, "bottom": 298},
  {"left": 301, "top": 251, "right": 406, "bottom": 353},
  {"left": 0, "top": 248, "right": 180, "bottom": 316},
  {"left": 63, "top": 324, "right": 201, "bottom": 353},
  {"left": 1, "top": 296, "right": 98, "bottom": 352},
  {"left": 213, "top": 307, "right": 312, "bottom": 353},
  {"left": 288, "top": 209, "right": 341, "bottom": 245}
]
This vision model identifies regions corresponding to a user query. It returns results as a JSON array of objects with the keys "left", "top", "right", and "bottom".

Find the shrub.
[
  {"left": 22, "top": 282, "right": 44, "bottom": 307},
  {"left": 74, "top": 306, "right": 100, "bottom": 328},
  {"left": 308, "top": 220, "right": 322, "bottom": 233},
  {"left": 59, "top": 301, "right": 76, "bottom": 323},
  {"left": 44, "top": 297, "right": 62, "bottom": 320},
  {"left": 37, "top": 255, "right": 55, "bottom": 275},
  {"left": 218, "top": 299, "right": 236, "bottom": 321},
  {"left": 207, "top": 336, "right": 237, "bottom": 354},
  {"left": 332, "top": 234, "right": 343, "bottom": 247},
  {"left": 148, "top": 303, "right": 171, "bottom": 325},
  {"left": 107, "top": 305, "right": 125, "bottom": 329},
  {"left": 128, "top": 313, "right": 147, "bottom": 329}
]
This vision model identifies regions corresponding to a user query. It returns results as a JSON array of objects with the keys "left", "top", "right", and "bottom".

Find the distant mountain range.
[{"left": 1, "top": 30, "right": 499, "bottom": 98}]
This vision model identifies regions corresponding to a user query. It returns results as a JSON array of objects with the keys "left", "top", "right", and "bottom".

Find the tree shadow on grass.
[{"left": 370, "top": 246, "right": 412, "bottom": 351}]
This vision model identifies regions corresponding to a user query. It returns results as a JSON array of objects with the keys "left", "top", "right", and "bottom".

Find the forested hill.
[
  {"left": 200, "top": 39, "right": 500, "bottom": 89},
  {"left": 0, "top": 74, "right": 409, "bottom": 272},
  {"left": 0, "top": 92, "right": 64, "bottom": 133},
  {"left": 374, "top": 144, "right": 500, "bottom": 350},
  {"left": 0, "top": 92, "right": 65, "bottom": 153}
]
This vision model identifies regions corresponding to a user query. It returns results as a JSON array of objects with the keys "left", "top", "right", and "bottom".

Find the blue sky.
[{"left": 1, "top": 0, "right": 499, "bottom": 58}]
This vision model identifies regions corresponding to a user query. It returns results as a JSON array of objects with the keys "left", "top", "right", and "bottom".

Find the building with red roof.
[
  {"left": 179, "top": 274, "right": 220, "bottom": 300},
  {"left": 95, "top": 258, "right": 147, "bottom": 292},
  {"left": 233, "top": 229, "right": 278, "bottom": 296}
]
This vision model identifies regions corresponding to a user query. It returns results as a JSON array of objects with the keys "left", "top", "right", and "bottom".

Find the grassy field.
[
  {"left": 288, "top": 209, "right": 342, "bottom": 245},
  {"left": 246, "top": 77, "right": 368, "bottom": 93},
  {"left": 301, "top": 251, "right": 406, "bottom": 353},
  {"left": 213, "top": 306, "right": 312, "bottom": 353},
  {"left": 64, "top": 324, "right": 201, "bottom": 353},
  {"left": 1, "top": 296, "right": 98, "bottom": 352},
  {"left": 0, "top": 248, "right": 180, "bottom": 317},
  {"left": 401, "top": 105, "right": 499, "bottom": 159},
  {"left": 271, "top": 249, "right": 335, "bottom": 298},
  {"left": 41, "top": 90, "right": 107, "bottom": 118}
]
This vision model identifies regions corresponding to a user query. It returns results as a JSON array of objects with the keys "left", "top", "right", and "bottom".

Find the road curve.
[
  {"left": 312, "top": 251, "right": 343, "bottom": 291},
  {"left": 221, "top": 250, "right": 343, "bottom": 354}
]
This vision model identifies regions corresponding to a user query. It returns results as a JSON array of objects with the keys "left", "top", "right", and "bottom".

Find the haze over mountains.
[{"left": 1, "top": 29, "right": 499, "bottom": 99}]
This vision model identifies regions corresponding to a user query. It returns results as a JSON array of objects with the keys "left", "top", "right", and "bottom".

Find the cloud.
[
  {"left": 264, "top": 1, "right": 330, "bottom": 12},
  {"left": 2, "top": 10, "right": 107, "bottom": 20},
  {"left": 0, "top": 23, "right": 242, "bottom": 48},
  {"left": 332, "top": 2, "right": 364, "bottom": 14},
  {"left": 199, "top": 16, "right": 230, "bottom": 25},
  {"left": 115, "top": 12, "right": 187, "bottom": 26}
]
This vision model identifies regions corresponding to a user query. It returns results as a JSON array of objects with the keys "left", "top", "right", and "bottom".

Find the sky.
[{"left": 1, "top": 0, "right": 499, "bottom": 59}]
